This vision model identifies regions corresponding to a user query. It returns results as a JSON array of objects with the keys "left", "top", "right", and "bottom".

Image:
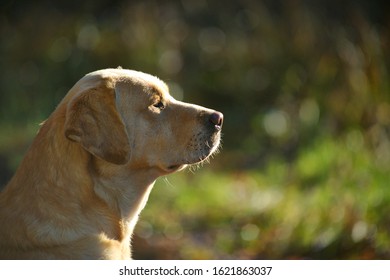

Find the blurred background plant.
[{"left": 0, "top": 0, "right": 389, "bottom": 259}]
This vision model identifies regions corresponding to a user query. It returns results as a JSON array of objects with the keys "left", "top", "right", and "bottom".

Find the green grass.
[{"left": 133, "top": 134, "right": 390, "bottom": 259}]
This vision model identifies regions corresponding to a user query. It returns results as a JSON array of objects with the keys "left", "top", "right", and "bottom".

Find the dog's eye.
[{"left": 153, "top": 101, "right": 165, "bottom": 110}]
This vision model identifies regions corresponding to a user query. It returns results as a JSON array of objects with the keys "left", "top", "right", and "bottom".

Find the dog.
[{"left": 0, "top": 68, "right": 223, "bottom": 259}]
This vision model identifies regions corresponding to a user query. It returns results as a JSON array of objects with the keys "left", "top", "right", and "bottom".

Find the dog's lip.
[
  {"left": 160, "top": 164, "right": 186, "bottom": 173},
  {"left": 167, "top": 164, "right": 182, "bottom": 170}
]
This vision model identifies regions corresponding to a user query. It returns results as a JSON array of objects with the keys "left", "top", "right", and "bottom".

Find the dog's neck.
[{"left": 91, "top": 163, "right": 158, "bottom": 236}]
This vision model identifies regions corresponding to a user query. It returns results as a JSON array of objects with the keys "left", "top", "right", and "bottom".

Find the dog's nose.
[{"left": 209, "top": 111, "right": 224, "bottom": 128}]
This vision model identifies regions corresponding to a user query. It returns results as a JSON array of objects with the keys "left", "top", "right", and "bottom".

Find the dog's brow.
[{"left": 150, "top": 85, "right": 167, "bottom": 100}]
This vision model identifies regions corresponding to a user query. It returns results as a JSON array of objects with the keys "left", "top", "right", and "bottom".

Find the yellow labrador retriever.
[{"left": 0, "top": 68, "right": 223, "bottom": 259}]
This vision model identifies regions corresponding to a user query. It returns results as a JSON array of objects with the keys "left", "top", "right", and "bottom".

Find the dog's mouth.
[
  {"left": 157, "top": 127, "right": 222, "bottom": 175},
  {"left": 164, "top": 131, "right": 221, "bottom": 173},
  {"left": 158, "top": 164, "right": 186, "bottom": 174},
  {"left": 167, "top": 164, "right": 186, "bottom": 171}
]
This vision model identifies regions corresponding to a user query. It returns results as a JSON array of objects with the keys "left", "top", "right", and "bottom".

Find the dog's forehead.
[
  {"left": 123, "top": 70, "right": 171, "bottom": 100},
  {"left": 92, "top": 68, "right": 169, "bottom": 97}
]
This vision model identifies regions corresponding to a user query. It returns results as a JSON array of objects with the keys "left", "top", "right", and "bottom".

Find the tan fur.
[{"left": 0, "top": 68, "right": 223, "bottom": 259}]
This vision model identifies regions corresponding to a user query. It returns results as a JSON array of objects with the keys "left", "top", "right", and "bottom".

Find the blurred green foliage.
[
  {"left": 135, "top": 135, "right": 390, "bottom": 259},
  {"left": 0, "top": 0, "right": 389, "bottom": 259}
]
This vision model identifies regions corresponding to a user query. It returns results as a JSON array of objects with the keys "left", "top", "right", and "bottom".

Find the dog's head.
[{"left": 64, "top": 68, "right": 223, "bottom": 175}]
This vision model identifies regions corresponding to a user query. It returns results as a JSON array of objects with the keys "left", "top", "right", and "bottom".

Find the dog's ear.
[{"left": 64, "top": 85, "right": 131, "bottom": 165}]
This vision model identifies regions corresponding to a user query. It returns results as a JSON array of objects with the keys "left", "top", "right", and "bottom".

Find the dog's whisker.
[{"left": 162, "top": 176, "right": 175, "bottom": 188}]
